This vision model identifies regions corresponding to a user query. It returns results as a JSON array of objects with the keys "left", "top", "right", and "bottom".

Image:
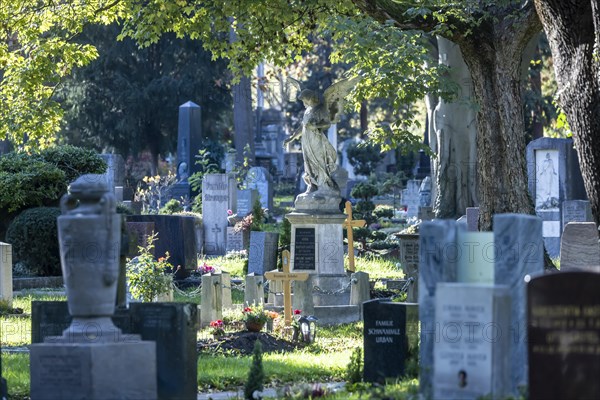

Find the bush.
[
  {"left": 244, "top": 340, "right": 265, "bottom": 400},
  {"left": 6, "top": 207, "right": 62, "bottom": 276},
  {"left": 159, "top": 199, "right": 184, "bottom": 214},
  {"left": 373, "top": 205, "right": 394, "bottom": 220},
  {"left": 39, "top": 145, "right": 107, "bottom": 183}
]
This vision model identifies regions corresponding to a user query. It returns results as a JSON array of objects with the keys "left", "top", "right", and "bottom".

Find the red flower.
[
  {"left": 243, "top": 307, "right": 252, "bottom": 313},
  {"left": 293, "top": 309, "right": 302, "bottom": 315}
]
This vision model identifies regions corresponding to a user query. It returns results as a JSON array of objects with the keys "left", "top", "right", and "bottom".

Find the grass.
[{"left": 2, "top": 353, "right": 30, "bottom": 398}]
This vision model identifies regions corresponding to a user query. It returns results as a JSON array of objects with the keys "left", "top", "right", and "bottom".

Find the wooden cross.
[
  {"left": 265, "top": 250, "right": 309, "bottom": 326},
  {"left": 343, "top": 201, "right": 366, "bottom": 272}
]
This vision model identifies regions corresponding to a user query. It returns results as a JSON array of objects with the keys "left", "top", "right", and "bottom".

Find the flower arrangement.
[
  {"left": 242, "top": 305, "right": 270, "bottom": 325},
  {"left": 234, "top": 214, "right": 254, "bottom": 233},
  {"left": 195, "top": 261, "right": 216, "bottom": 275},
  {"left": 291, "top": 309, "right": 302, "bottom": 328},
  {"left": 209, "top": 320, "right": 225, "bottom": 337}
]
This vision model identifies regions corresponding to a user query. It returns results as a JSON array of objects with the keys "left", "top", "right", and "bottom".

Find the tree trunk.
[
  {"left": 534, "top": 0, "right": 600, "bottom": 226},
  {"left": 459, "top": 35, "right": 536, "bottom": 230},
  {"left": 430, "top": 37, "right": 478, "bottom": 219}
]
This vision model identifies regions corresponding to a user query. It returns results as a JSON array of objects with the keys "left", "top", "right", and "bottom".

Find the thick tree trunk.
[
  {"left": 459, "top": 36, "right": 536, "bottom": 230},
  {"left": 534, "top": 0, "right": 600, "bottom": 226}
]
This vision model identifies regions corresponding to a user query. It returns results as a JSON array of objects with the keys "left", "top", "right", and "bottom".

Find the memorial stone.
[
  {"left": 418, "top": 206, "right": 435, "bottom": 221},
  {"left": 560, "top": 222, "right": 600, "bottom": 272},
  {"left": 398, "top": 233, "right": 419, "bottom": 303},
  {"left": 401, "top": 180, "right": 421, "bottom": 218},
  {"left": 171, "top": 101, "right": 202, "bottom": 201},
  {"left": 433, "top": 283, "right": 511, "bottom": 399},
  {"left": 245, "top": 166, "right": 273, "bottom": 210},
  {"left": 349, "top": 271, "right": 370, "bottom": 309},
  {"left": 526, "top": 137, "right": 587, "bottom": 258},
  {"left": 418, "top": 220, "right": 459, "bottom": 397},
  {"left": 247, "top": 232, "right": 279, "bottom": 275},
  {"left": 493, "top": 213, "right": 544, "bottom": 394},
  {"left": 244, "top": 274, "right": 264, "bottom": 306},
  {"left": 236, "top": 189, "right": 258, "bottom": 217},
  {"left": 126, "top": 215, "right": 196, "bottom": 278},
  {"left": 100, "top": 154, "right": 125, "bottom": 192},
  {"left": 527, "top": 272, "right": 600, "bottom": 400},
  {"left": 200, "top": 273, "right": 222, "bottom": 327},
  {"left": 292, "top": 276, "right": 314, "bottom": 317},
  {"left": 125, "top": 222, "right": 155, "bottom": 257},
  {"left": 363, "top": 299, "right": 418, "bottom": 383},
  {"left": 0, "top": 243, "right": 12, "bottom": 307},
  {"left": 466, "top": 207, "right": 479, "bottom": 232},
  {"left": 202, "top": 174, "right": 230, "bottom": 255},
  {"left": 456, "top": 230, "right": 494, "bottom": 284},
  {"left": 130, "top": 303, "right": 198, "bottom": 400},
  {"left": 226, "top": 227, "right": 245, "bottom": 253},
  {"left": 562, "top": 200, "right": 593, "bottom": 232}
]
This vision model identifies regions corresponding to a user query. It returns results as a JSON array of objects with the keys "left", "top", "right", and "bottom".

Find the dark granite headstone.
[
  {"left": 32, "top": 301, "right": 198, "bottom": 400},
  {"left": 293, "top": 228, "right": 316, "bottom": 270},
  {"left": 126, "top": 221, "right": 156, "bottom": 257},
  {"left": 527, "top": 272, "right": 600, "bottom": 400},
  {"left": 248, "top": 232, "right": 279, "bottom": 275},
  {"left": 363, "top": 299, "right": 418, "bottom": 383},
  {"left": 126, "top": 215, "right": 196, "bottom": 279},
  {"left": 466, "top": 207, "right": 479, "bottom": 231},
  {"left": 562, "top": 200, "right": 592, "bottom": 233},
  {"left": 130, "top": 303, "right": 198, "bottom": 400},
  {"left": 174, "top": 101, "right": 202, "bottom": 200}
]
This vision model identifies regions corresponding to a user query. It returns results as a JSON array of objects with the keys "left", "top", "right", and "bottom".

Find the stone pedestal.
[
  {"left": 286, "top": 212, "right": 348, "bottom": 306},
  {"left": 31, "top": 340, "right": 156, "bottom": 400}
]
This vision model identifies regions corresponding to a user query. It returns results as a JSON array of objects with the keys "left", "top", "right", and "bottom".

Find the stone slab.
[
  {"left": 202, "top": 174, "right": 230, "bottom": 255},
  {"left": 560, "top": 222, "right": 600, "bottom": 271},
  {"left": 0, "top": 242, "right": 12, "bottom": 306},
  {"left": 247, "top": 232, "right": 279, "bottom": 275}
]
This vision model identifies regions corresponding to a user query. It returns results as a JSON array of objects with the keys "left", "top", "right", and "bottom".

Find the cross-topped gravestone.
[
  {"left": 343, "top": 201, "right": 366, "bottom": 272},
  {"left": 264, "top": 250, "right": 309, "bottom": 325}
]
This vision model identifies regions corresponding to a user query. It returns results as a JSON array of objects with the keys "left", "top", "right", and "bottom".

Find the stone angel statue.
[{"left": 284, "top": 76, "right": 360, "bottom": 210}]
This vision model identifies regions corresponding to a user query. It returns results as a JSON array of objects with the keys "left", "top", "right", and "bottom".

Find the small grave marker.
[
  {"left": 264, "top": 250, "right": 309, "bottom": 325},
  {"left": 343, "top": 201, "right": 366, "bottom": 272}
]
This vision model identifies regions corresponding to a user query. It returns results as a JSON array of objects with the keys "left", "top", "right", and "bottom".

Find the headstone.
[
  {"left": 292, "top": 227, "right": 316, "bottom": 271},
  {"left": 202, "top": 174, "right": 230, "bottom": 255},
  {"left": 125, "top": 222, "right": 156, "bottom": 257},
  {"left": 363, "top": 299, "right": 418, "bottom": 383},
  {"left": 401, "top": 180, "right": 421, "bottom": 218},
  {"left": 418, "top": 206, "right": 435, "bottom": 221},
  {"left": 526, "top": 137, "right": 587, "bottom": 258},
  {"left": 493, "top": 213, "right": 544, "bottom": 394},
  {"left": 247, "top": 232, "right": 280, "bottom": 275},
  {"left": 226, "top": 227, "right": 245, "bottom": 253},
  {"left": 244, "top": 274, "right": 264, "bottom": 306},
  {"left": 562, "top": 200, "right": 593, "bottom": 232},
  {"left": 126, "top": 215, "right": 196, "bottom": 278},
  {"left": 221, "top": 271, "right": 232, "bottom": 309},
  {"left": 560, "top": 222, "right": 600, "bottom": 271},
  {"left": 283, "top": 152, "right": 303, "bottom": 181},
  {"left": 171, "top": 101, "right": 202, "bottom": 200},
  {"left": 236, "top": 189, "right": 258, "bottom": 217},
  {"left": 115, "top": 186, "right": 124, "bottom": 202},
  {"left": 456, "top": 230, "right": 494, "bottom": 284},
  {"left": 264, "top": 250, "right": 309, "bottom": 325},
  {"left": 292, "top": 275, "right": 314, "bottom": 317},
  {"left": 418, "top": 220, "right": 459, "bottom": 397},
  {"left": 0, "top": 243, "right": 12, "bottom": 307},
  {"left": 30, "top": 174, "right": 156, "bottom": 400},
  {"left": 349, "top": 271, "right": 370, "bottom": 309},
  {"left": 527, "top": 272, "right": 600, "bottom": 400},
  {"left": 466, "top": 207, "right": 479, "bottom": 232},
  {"left": 129, "top": 303, "right": 198, "bottom": 400},
  {"left": 200, "top": 273, "right": 222, "bottom": 327},
  {"left": 245, "top": 166, "right": 273, "bottom": 210},
  {"left": 100, "top": 154, "right": 125, "bottom": 192},
  {"left": 398, "top": 234, "right": 419, "bottom": 303},
  {"left": 418, "top": 176, "right": 432, "bottom": 207},
  {"left": 433, "top": 283, "right": 511, "bottom": 399}
]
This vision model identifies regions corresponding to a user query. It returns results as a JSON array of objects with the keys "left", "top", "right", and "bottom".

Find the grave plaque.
[
  {"left": 562, "top": 200, "right": 592, "bottom": 232},
  {"left": 202, "top": 174, "right": 229, "bottom": 255},
  {"left": 226, "top": 227, "right": 245, "bottom": 253},
  {"left": 560, "top": 222, "right": 600, "bottom": 271},
  {"left": 363, "top": 299, "right": 418, "bottom": 383},
  {"left": 293, "top": 228, "right": 316, "bottom": 270},
  {"left": 245, "top": 166, "right": 273, "bottom": 210},
  {"left": 527, "top": 272, "right": 600, "bottom": 400},
  {"left": 236, "top": 189, "right": 258, "bottom": 217},
  {"left": 434, "top": 283, "right": 511, "bottom": 400}
]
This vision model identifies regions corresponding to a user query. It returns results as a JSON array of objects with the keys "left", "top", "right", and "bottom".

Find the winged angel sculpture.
[{"left": 284, "top": 77, "right": 359, "bottom": 210}]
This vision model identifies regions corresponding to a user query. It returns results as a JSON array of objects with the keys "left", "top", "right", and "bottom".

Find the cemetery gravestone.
[
  {"left": 418, "top": 206, "right": 435, "bottom": 221},
  {"left": 245, "top": 166, "right": 273, "bottom": 210},
  {"left": 126, "top": 215, "right": 196, "bottom": 278},
  {"left": 398, "top": 233, "right": 419, "bottom": 303},
  {"left": 226, "top": 227, "right": 246, "bottom": 253},
  {"left": 493, "top": 213, "right": 544, "bottom": 394},
  {"left": 244, "top": 274, "right": 264, "bottom": 306},
  {"left": 527, "top": 272, "right": 600, "bottom": 400},
  {"left": 562, "top": 200, "right": 592, "bottom": 232},
  {"left": 248, "top": 232, "right": 280, "bottom": 275},
  {"left": 202, "top": 174, "right": 230, "bottom": 255},
  {"left": 466, "top": 207, "right": 479, "bottom": 231},
  {"left": 171, "top": 101, "right": 202, "bottom": 200},
  {"left": 559, "top": 222, "right": 600, "bottom": 272},
  {"left": 236, "top": 189, "right": 258, "bottom": 217},
  {"left": 293, "top": 227, "right": 316, "bottom": 271},
  {"left": 526, "top": 137, "right": 587, "bottom": 258},
  {"left": 200, "top": 274, "right": 222, "bottom": 327},
  {"left": 456, "top": 230, "right": 494, "bottom": 284},
  {"left": 433, "top": 283, "right": 511, "bottom": 400},
  {"left": 0, "top": 243, "right": 12, "bottom": 307},
  {"left": 363, "top": 299, "right": 418, "bottom": 383},
  {"left": 401, "top": 180, "right": 421, "bottom": 218},
  {"left": 100, "top": 154, "right": 125, "bottom": 192},
  {"left": 125, "top": 222, "right": 155, "bottom": 257}
]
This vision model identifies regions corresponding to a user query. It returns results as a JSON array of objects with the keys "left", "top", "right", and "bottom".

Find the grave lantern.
[{"left": 298, "top": 315, "right": 318, "bottom": 343}]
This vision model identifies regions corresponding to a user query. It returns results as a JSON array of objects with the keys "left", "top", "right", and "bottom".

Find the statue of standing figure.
[{"left": 284, "top": 77, "right": 359, "bottom": 208}]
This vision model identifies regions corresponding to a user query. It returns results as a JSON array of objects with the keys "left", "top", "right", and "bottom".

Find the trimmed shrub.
[
  {"left": 6, "top": 207, "right": 62, "bottom": 276},
  {"left": 159, "top": 199, "right": 184, "bottom": 214},
  {"left": 39, "top": 145, "right": 107, "bottom": 183},
  {"left": 373, "top": 204, "right": 394, "bottom": 220}
]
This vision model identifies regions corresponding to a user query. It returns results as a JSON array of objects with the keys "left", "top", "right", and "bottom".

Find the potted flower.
[
  {"left": 242, "top": 305, "right": 270, "bottom": 332},
  {"left": 209, "top": 320, "right": 225, "bottom": 339}
]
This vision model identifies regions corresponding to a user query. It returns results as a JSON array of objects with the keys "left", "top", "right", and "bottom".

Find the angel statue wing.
[{"left": 323, "top": 76, "right": 361, "bottom": 123}]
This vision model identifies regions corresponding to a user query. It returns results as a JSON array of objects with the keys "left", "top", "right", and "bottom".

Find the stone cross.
[
  {"left": 343, "top": 201, "right": 366, "bottom": 272},
  {"left": 264, "top": 250, "right": 308, "bottom": 326}
]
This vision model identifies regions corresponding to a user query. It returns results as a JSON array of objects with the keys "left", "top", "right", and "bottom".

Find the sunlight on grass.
[
  {"left": 3, "top": 353, "right": 30, "bottom": 398},
  {"left": 350, "top": 255, "right": 404, "bottom": 280},
  {"left": 198, "top": 254, "right": 247, "bottom": 277}
]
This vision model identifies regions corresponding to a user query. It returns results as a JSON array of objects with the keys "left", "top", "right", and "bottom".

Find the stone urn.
[{"left": 57, "top": 174, "right": 121, "bottom": 339}]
